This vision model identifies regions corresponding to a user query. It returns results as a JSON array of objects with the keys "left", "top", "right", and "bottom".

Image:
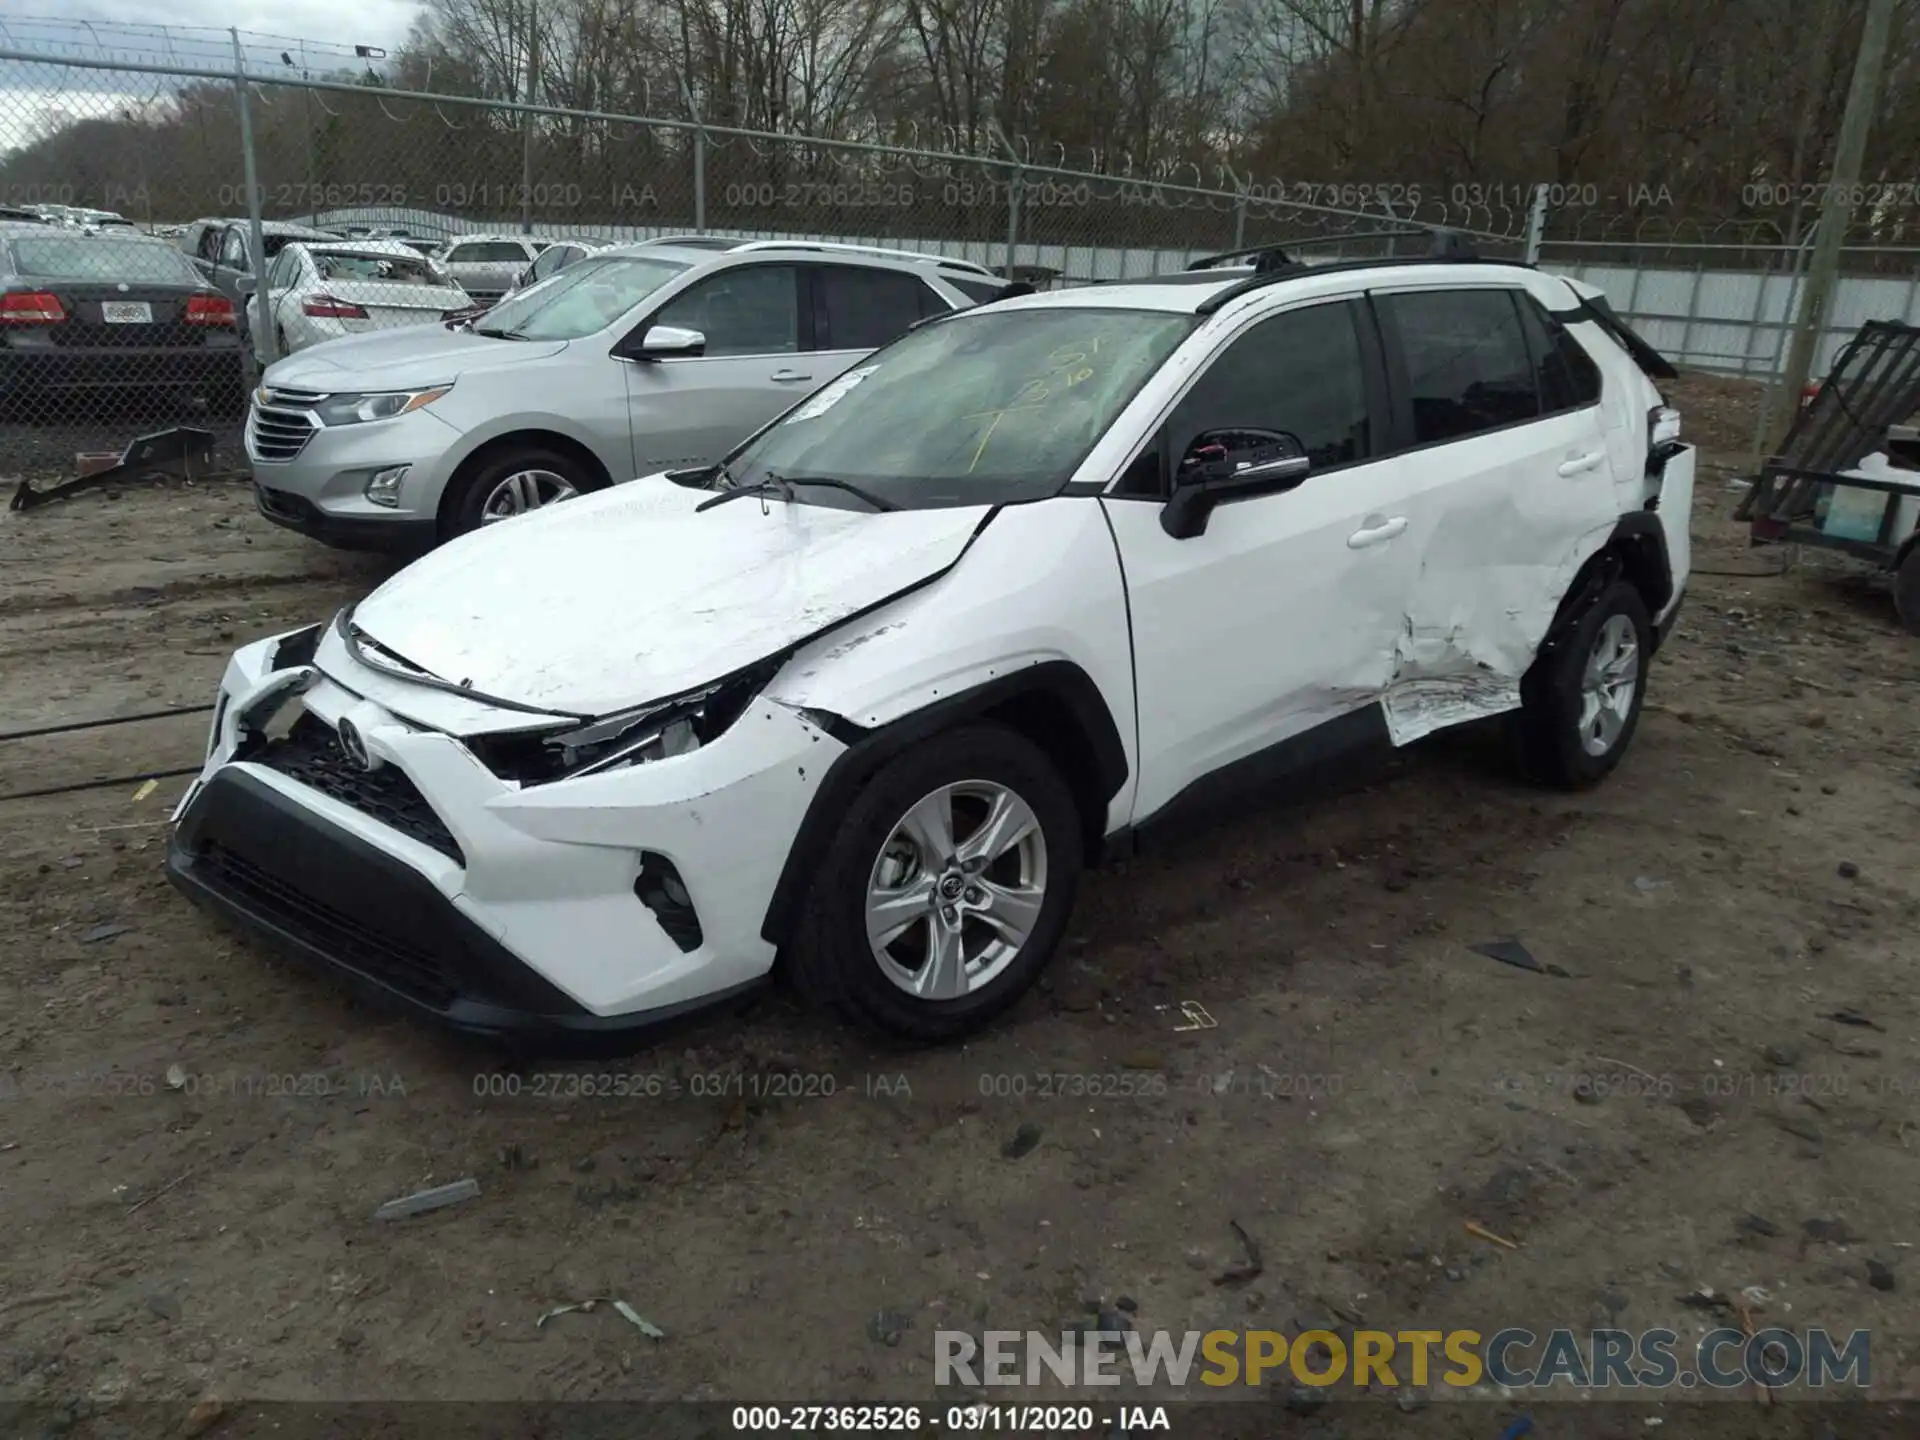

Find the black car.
[{"left": 0, "top": 231, "right": 245, "bottom": 415}]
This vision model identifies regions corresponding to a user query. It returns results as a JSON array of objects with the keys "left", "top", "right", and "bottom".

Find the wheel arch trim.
[{"left": 758, "top": 660, "right": 1128, "bottom": 949}]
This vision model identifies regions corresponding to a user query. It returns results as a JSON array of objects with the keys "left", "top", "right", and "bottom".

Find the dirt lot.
[{"left": 2, "top": 377, "right": 1918, "bottom": 1437}]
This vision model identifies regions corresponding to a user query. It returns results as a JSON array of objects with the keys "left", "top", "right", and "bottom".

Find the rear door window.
[
  {"left": 1379, "top": 288, "right": 1539, "bottom": 444},
  {"left": 811, "top": 265, "right": 944, "bottom": 350},
  {"left": 1516, "top": 295, "right": 1602, "bottom": 412}
]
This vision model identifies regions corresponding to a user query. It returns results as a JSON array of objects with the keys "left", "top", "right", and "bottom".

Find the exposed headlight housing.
[
  {"left": 314, "top": 386, "right": 452, "bottom": 426},
  {"left": 466, "top": 659, "right": 780, "bottom": 785}
]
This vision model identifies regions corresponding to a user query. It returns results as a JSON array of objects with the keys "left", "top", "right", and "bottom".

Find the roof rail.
[
  {"left": 727, "top": 238, "right": 996, "bottom": 276},
  {"left": 1193, "top": 238, "right": 1527, "bottom": 317}
]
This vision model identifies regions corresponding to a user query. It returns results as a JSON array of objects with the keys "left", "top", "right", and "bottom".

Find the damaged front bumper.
[{"left": 166, "top": 622, "right": 843, "bottom": 1049}]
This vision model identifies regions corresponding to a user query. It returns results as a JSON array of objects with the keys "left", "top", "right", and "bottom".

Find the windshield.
[
  {"left": 8, "top": 236, "right": 201, "bottom": 283},
  {"left": 313, "top": 250, "right": 447, "bottom": 286},
  {"left": 473, "top": 254, "right": 689, "bottom": 340},
  {"left": 728, "top": 307, "right": 1194, "bottom": 506}
]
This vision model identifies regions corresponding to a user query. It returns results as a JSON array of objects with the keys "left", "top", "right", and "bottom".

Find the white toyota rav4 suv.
[{"left": 167, "top": 249, "right": 1694, "bottom": 1046}]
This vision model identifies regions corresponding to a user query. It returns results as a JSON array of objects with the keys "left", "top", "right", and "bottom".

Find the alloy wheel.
[
  {"left": 865, "top": 780, "right": 1049, "bottom": 1001},
  {"left": 480, "top": 468, "right": 578, "bottom": 524},
  {"left": 1578, "top": 612, "right": 1639, "bottom": 756}
]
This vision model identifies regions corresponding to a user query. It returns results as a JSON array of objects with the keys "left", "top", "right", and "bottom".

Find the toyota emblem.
[{"left": 336, "top": 717, "right": 374, "bottom": 771}]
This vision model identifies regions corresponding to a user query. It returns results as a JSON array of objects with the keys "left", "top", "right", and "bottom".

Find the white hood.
[{"left": 348, "top": 478, "right": 990, "bottom": 717}]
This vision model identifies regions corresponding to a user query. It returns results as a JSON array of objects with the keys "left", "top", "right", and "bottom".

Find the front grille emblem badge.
[{"left": 336, "top": 717, "right": 378, "bottom": 772}]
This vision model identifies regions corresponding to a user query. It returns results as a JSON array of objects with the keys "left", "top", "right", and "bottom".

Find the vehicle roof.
[
  {"left": 972, "top": 260, "right": 1573, "bottom": 317},
  {"left": 593, "top": 239, "right": 988, "bottom": 277},
  {"left": 299, "top": 237, "right": 440, "bottom": 258}
]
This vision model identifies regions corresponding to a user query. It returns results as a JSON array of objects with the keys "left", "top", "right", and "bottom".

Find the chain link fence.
[{"left": 0, "top": 44, "right": 1535, "bottom": 441}]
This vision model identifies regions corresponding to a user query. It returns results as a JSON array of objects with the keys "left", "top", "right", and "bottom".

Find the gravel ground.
[{"left": 1, "top": 381, "right": 1918, "bottom": 1439}]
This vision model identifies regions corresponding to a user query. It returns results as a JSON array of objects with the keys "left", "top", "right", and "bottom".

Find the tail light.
[
  {"left": 0, "top": 290, "right": 65, "bottom": 324},
  {"left": 303, "top": 294, "right": 368, "bottom": 319},
  {"left": 1649, "top": 405, "right": 1681, "bottom": 447},
  {"left": 184, "top": 293, "right": 235, "bottom": 326}
]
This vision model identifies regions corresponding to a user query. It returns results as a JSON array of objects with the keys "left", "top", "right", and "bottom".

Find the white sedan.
[{"left": 244, "top": 239, "right": 472, "bottom": 355}]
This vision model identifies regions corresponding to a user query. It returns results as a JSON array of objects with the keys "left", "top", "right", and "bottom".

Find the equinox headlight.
[{"left": 313, "top": 386, "right": 452, "bottom": 426}]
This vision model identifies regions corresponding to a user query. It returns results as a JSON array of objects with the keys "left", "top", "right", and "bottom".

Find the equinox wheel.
[
  {"left": 1516, "top": 577, "right": 1652, "bottom": 788},
  {"left": 446, "top": 444, "right": 596, "bottom": 539},
  {"left": 792, "top": 724, "right": 1081, "bottom": 1041}
]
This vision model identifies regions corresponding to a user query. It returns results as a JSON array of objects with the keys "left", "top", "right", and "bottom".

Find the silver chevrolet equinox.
[{"left": 245, "top": 240, "right": 1002, "bottom": 550}]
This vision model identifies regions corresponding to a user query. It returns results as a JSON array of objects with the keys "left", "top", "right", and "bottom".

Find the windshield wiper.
[
  {"left": 695, "top": 471, "right": 794, "bottom": 512},
  {"left": 696, "top": 470, "right": 901, "bottom": 514},
  {"left": 774, "top": 475, "right": 899, "bottom": 512},
  {"left": 472, "top": 324, "right": 529, "bottom": 340}
]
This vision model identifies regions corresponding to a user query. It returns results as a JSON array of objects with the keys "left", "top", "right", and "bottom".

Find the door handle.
[
  {"left": 1557, "top": 450, "right": 1606, "bottom": 477},
  {"left": 770, "top": 369, "right": 814, "bottom": 383},
  {"left": 1347, "top": 515, "right": 1408, "bottom": 549}
]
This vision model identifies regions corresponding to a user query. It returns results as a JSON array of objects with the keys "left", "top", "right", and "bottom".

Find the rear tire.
[
  {"left": 789, "top": 723, "right": 1082, "bottom": 1042},
  {"left": 1514, "top": 579, "right": 1652, "bottom": 788},
  {"left": 1895, "top": 545, "right": 1920, "bottom": 637},
  {"left": 444, "top": 443, "right": 598, "bottom": 539}
]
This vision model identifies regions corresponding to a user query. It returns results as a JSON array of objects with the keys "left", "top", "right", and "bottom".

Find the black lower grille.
[
  {"left": 254, "top": 716, "right": 464, "bottom": 864},
  {"left": 635, "top": 852, "right": 703, "bottom": 952},
  {"left": 199, "top": 841, "right": 458, "bottom": 1008}
]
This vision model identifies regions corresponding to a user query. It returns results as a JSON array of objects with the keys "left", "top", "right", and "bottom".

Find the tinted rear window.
[
  {"left": 449, "top": 242, "right": 529, "bottom": 263},
  {"left": 8, "top": 237, "right": 201, "bottom": 283},
  {"left": 312, "top": 250, "right": 446, "bottom": 285}
]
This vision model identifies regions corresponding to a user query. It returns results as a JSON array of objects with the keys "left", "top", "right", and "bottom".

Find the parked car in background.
[
  {"left": 245, "top": 241, "right": 993, "bottom": 549},
  {"left": 0, "top": 229, "right": 242, "bottom": 415},
  {"left": 0, "top": 205, "right": 49, "bottom": 224},
  {"left": 439, "top": 234, "right": 553, "bottom": 302},
  {"left": 503, "top": 238, "right": 615, "bottom": 296},
  {"left": 242, "top": 239, "right": 473, "bottom": 356},
  {"left": 187, "top": 219, "right": 341, "bottom": 316},
  {"left": 177, "top": 251, "right": 1694, "bottom": 1045}
]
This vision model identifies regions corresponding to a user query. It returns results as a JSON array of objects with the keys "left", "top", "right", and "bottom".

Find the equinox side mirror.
[
  {"left": 1161, "top": 429, "right": 1310, "bottom": 539},
  {"left": 628, "top": 324, "right": 706, "bottom": 361}
]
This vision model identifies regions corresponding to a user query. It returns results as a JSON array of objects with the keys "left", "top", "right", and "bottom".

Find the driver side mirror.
[
  {"left": 235, "top": 276, "right": 258, "bottom": 296},
  {"left": 628, "top": 324, "right": 707, "bottom": 361},
  {"left": 1161, "top": 429, "right": 1311, "bottom": 539}
]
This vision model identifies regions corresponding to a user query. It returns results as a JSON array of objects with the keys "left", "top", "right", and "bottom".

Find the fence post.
[
  {"left": 1676, "top": 258, "right": 1706, "bottom": 370},
  {"left": 231, "top": 28, "right": 273, "bottom": 374},
  {"left": 1750, "top": 221, "right": 1820, "bottom": 463},
  {"left": 678, "top": 74, "right": 707, "bottom": 233},
  {"left": 519, "top": 0, "right": 538, "bottom": 235},
  {"left": 1225, "top": 164, "right": 1247, "bottom": 251},
  {"left": 1523, "top": 183, "right": 1549, "bottom": 264},
  {"left": 693, "top": 128, "right": 707, "bottom": 232},
  {"left": 989, "top": 124, "right": 1022, "bottom": 279}
]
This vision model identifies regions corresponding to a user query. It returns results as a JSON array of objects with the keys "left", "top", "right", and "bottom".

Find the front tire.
[
  {"left": 444, "top": 444, "right": 596, "bottom": 539},
  {"left": 1515, "top": 578, "right": 1652, "bottom": 788},
  {"left": 790, "top": 723, "right": 1082, "bottom": 1041}
]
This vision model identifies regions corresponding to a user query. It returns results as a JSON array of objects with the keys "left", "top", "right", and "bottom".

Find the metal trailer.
[{"left": 1735, "top": 320, "right": 1920, "bottom": 634}]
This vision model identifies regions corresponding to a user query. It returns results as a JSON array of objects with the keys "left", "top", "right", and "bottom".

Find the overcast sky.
[
  {"left": 1, "top": 0, "right": 427, "bottom": 70},
  {"left": 0, "top": 0, "right": 428, "bottom": 150}
]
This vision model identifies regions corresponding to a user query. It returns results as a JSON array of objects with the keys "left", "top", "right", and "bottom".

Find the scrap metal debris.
[
  {"left": 1212, "top": 1220, "right": 1263, "bottom": 1286},
  {"left": 81, "top": 923, "right": 132, "bottom": 944},
  {"left": 10, "top": 426, "right": 218, "bottom": 513},
  {"left": 1469, "top": 938, "right": 1571, "bottom": 978},
  {"left": 372, "top": 1177, "right": 480, "bottom": 1221},
  {"left": 536, "top": 1297, "right": 665, "bottom": 1338},
  {"left": 1172, "top": 1000, "right": 1217, "bottom": 1032}
]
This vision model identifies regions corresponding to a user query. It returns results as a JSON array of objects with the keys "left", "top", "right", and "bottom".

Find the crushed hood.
[
  {"left": 348, "top": 479, "right": 991, "bottom": 717},
  {"left": 262, "top": 325, "right": 567, "bottom": 394}
]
